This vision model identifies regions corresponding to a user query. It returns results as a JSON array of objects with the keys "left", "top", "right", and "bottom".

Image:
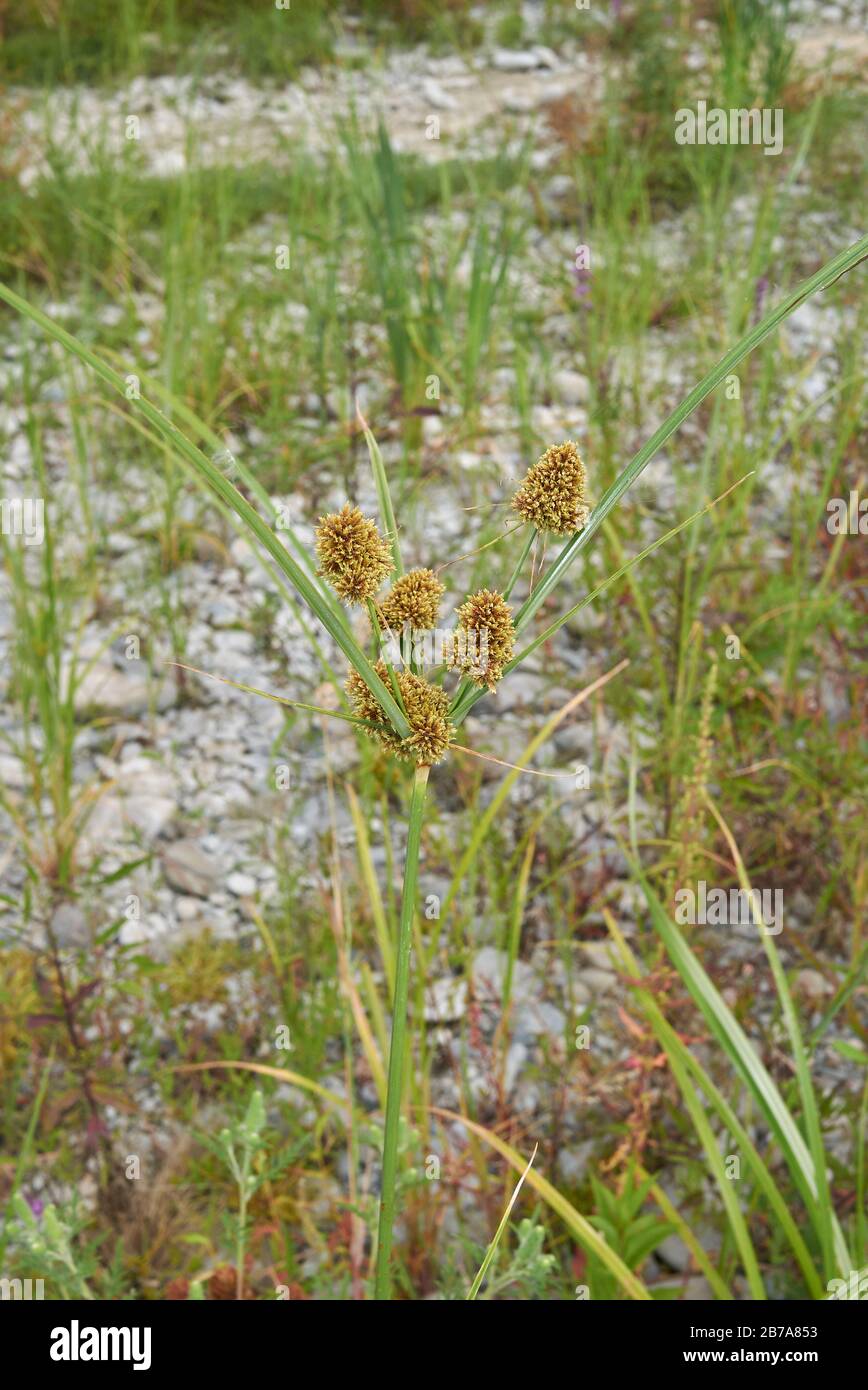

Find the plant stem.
[
  {"left": 236, "top": 1174, "right": 247, "bottom": 1301},
  {"left": 510, "top": 233, "right": 868, "bottom": 641},
  {"left": 374, "top": 762, "right": 429, "bottom": 1299},
  {"left": 0, "top": 280, "right": 414, "bottom": 742},
  {"left": 367, "top": 598, "right": 408, "bottom": 719},
  {"left": 503, "top": 525, "right": 535, "bottom": 601}
]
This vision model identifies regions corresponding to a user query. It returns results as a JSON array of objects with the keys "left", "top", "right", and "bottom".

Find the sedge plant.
[{"left": 0, "top": 233, "right": 865, "bottom": 1300}]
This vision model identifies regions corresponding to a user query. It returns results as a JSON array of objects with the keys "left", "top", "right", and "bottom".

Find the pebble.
[
  {"left": 795, "top": 968, "right": 833, "bottom": 1000},
  {"left": 491, "top": 46, "right": 558, "bottom": 73},
  {"left": 226, "top": 870, "right": 257, "bottom": 897},
  {"left": 513, "top": 999, "right": 567, "bottom": 1044},
  {"left": 421, "top": 78, "right": 458, "bottom": 111},
  {"left": 424, "top": 976, "right": 468, "bottom": 1023},
  {"left": 0, "top": 753, "right": 27, "bottom": 790},
  {"left": 472, "top": 946, "right": 535, "bottom": 1006},
  {"left": 51, "top": 902, "right": 89, "bottom": 949},
  {"left": 556, "top": 1143, "right": 594, "bottom": 1187},
  {"left": 161, "top": 839, "right": 221, "bottom": 897},
  {"left": 503, "top": 1041, "right": 528, "bottom": 1093},
  {"left": 551, "top": 368, "right": 590, "bottom": 406},
  {"left": 74, "top": 662, "right": 152, "bottom": 718}
]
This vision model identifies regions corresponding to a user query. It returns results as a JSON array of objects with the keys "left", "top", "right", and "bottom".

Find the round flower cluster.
[
  {"left": 315, "top": 503, "right": 394, "bottom": 603},
  {"left": 446, "top": 588, "right": 515, "bottom": 693},
  {"left": 378, "top": 568, "right": 444, "bottom": 631},
  {"left": 346, "top": 661, "right": 454, "bottom": 766},
  {"left": 511, "top": 440, "right": 589, "bottom": 535},
  {"left": 315, "top": 438, "right": 589, "bottom": 761}
]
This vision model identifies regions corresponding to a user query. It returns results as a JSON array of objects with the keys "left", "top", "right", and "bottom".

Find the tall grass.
[{"left": 3, "top": 231, "right": 865, "bottom": 1295}]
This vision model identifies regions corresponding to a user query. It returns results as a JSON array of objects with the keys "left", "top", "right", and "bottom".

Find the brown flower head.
[
  {"left": 346, "top": 661, "right": 454, "bottom": 766},
  {"left": 446, "top": 588, "right": 515, "bottom": 693},
  {"left": 315, "top": 504, "right": 394, "bottom": 604},
  {"left": 208, "top": 1265, "right": 239, "bottom": 1301},
  {"left": 378, "top": 568, "right": 444, "bottom": 632},
  {"left": 511, "top": 440, "right": 589, "bottom": 535}
]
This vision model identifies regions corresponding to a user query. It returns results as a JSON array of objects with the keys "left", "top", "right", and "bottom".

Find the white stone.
[
  {"left": 226, "top": 871, "right": 257, "bottom": 897},
  {"left": 424, "top": 977, "right": 468, "bottom": 1023},
  {"left": 552, "top": 368, "right": 590, "bottom": 406}
]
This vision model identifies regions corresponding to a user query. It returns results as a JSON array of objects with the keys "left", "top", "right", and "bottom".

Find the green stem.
[
  {"left": 0, "top": 280, "right": 413, "bottom": 742},
  {"left": 503, "top": 525, "right": 535, "bottom": 601},
  {"left": 447, "top": 236, "right": 868, "bottom": 728},
  {"left": 236, "top": 1176, "right": 247, "bottom": 1301},
  {"left": 513, "top": 235, "right": 868, "bottom": 640},
  {"left": 374, "top": 763, "right": 430, "bottom": 1300},
  {"left": 367, "top": 599, "right": 408, "bottom": 720}
]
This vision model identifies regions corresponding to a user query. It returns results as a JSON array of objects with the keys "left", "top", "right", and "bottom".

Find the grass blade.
[
  {"left": 514, "top": 234, "right": 868, "bottom": 638},
  {"left": 171, "top": 1060, "right": 350, "bottom": 1114},
  {"left": 358, "top": 404, "right": 403, "bottom": 576},
  {"left": 638, "top": 1173, "right": 733, "bottom": 1301},
  {"left": 442, "top": 662, "right": 627, "bottom": 921},
  {"left": 374, "top": 764, "right": 429, "bottom": 1299},
  {"left": 605, "top": 912, "right": 826, "bottom": 1298},
  {"left": 467, "top": 1144, "right": 538, "bottom": 1299},
  {"left": 638, "top": 878, "right": 849, "bottom": 1276},
  {"left": 705, "top": 794, "right": 849, "bottom": 1278},
  {"left": 451, "top": 478, "right": 751, "bottom": 725},
  {"left": 347, "top": 784, "right": 396, "bottom": 994},
  {"left": 0, "top": 1049, "right": 54, "bottom": 1268},
  {"left": 511, "top": 477, "right": 752, "bottom": 671},
  {"left": 0, "top": 281, "right": 413, "bottom": 741},
  {"left": 431, "top": 1107, "right": 651, "bottom": 1300},
  {"left": 607, "top": 911, "right": 766, "bottom": 1295}
]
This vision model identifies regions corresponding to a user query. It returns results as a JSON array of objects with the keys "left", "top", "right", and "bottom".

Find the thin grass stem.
[
  {"left": 503, "top": 525, "right": 535, "bottom": 600},
  {"left": 374, "top": 763, "right": 429, "bottom": 1299}
]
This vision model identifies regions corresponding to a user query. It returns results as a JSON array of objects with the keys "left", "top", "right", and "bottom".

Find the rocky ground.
[
  {"left": 0, "top": 0, "right": 865, "bottom": 1296},
  {"left": 5, "top": 2, "right": 866, "bottom": 185}
]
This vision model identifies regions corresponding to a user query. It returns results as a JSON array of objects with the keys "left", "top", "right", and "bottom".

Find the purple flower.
[{"left": 26, "top": 1194, "right": 44, "bottom": 1218}]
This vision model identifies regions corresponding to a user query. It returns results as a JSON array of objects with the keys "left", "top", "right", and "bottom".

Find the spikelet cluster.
[
  {"left": 346, "top": 662, "right": 454, "bottom": 766},
  {"left": 315, "top": 504, "right": 394, "bottom": 604},
  {"left": 511, "top": 440, "right": 589, "bottom": 535},
  {"left": 319, "top": 444, "right": 590, "bottom": 759},
  {"left": 446, "top": 588, "right": 515, "bottom": 693},
  {"left": 379, "top": 568, "right": 444, "bottom": 632}
]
